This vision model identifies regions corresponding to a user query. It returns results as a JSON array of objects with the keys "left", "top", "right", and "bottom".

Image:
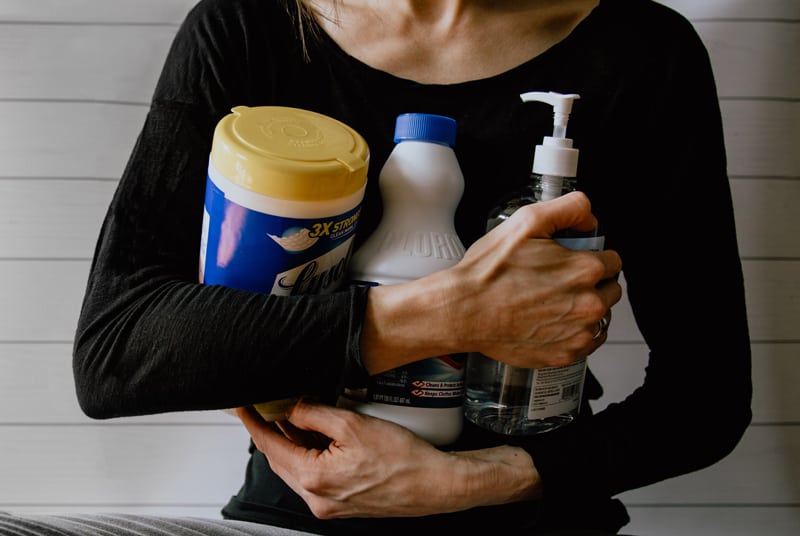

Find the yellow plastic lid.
[{"left": 210, "top": 106, "right": 370, "bottom": 201}]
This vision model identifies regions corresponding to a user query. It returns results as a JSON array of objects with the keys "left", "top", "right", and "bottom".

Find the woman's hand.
[
  {"left": 361, "top": 191, "right": 623, "bottom": 374},
  {"left": 236, "top": 401, "right": 541, "bottom": 519}
]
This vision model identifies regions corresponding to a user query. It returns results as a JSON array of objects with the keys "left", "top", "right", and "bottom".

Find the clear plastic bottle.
[
  {"left": 464, "top": 92, "right": 604, "bottom": 435},
  {"left": 337, "top": 113, "right": 467, "bottom": 446}
]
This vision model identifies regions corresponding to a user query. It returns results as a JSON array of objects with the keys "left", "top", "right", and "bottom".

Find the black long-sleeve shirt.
[{"left": 73, "top": 0, "right": 752, "bottom": 533}]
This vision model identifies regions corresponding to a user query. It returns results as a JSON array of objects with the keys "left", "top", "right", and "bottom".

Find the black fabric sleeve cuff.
[{"left": 343, "top": 283, "right": 371, "bottom": 390}]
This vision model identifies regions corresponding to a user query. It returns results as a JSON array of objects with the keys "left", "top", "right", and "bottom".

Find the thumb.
[
  {"left": 235, "top": 405, "right": 296, "bottom": 454},
  {"left": 286, "top": 399, "right": 359, "bottom": 441}
]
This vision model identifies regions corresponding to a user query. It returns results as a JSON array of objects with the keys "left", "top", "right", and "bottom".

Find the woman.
[{"left": 3, "top": 0, "right": 751, "bottom": 535}]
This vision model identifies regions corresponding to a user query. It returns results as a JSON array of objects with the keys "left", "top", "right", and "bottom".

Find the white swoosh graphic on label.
[{"left": 268, "top": 228, "right": 319, "bottom": 252}]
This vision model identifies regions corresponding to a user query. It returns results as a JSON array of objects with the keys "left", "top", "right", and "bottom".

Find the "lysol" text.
[{"left": 271, "top": 240, "right": 353, "bottom": 295}]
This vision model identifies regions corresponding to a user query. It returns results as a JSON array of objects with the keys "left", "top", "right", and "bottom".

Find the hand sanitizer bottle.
[
  {"left": 464, "top": 92, "right": 604, "bottom": 435},
  {"left": 337, "top": 113, "right": 467, "bottom": 446}
]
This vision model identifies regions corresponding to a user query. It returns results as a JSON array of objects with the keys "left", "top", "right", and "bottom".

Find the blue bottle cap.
[{"left": 393, "top": 113, "right": 457, "bottom": 148}]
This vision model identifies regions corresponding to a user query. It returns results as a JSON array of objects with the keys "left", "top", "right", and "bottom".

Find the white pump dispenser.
[
  {"left": 465, "top": 91, "right": 603, "bottom": 436},
  {"left": 522, "top": 91, "right": 581, "bottom": 201}
]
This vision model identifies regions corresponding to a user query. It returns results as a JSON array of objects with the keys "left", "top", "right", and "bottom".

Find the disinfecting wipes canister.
[{"left": 199, "top": 106, "right": 370, "bottom": 420}]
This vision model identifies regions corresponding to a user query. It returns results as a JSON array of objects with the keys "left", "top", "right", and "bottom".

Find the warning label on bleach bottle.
[
  {"left": 345, "top": 353, "right": 466, "bottom": 409},
  {"left": 199, "top": 174, "right": 361, "bottom": 296}
]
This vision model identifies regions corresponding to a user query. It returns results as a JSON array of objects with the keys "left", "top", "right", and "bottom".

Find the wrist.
[
  {"left": 452, "top": 446, "right": 543, "bottom": 508},
  {"left": 359, "top": 270, "right": 462, "bottom": 375}
]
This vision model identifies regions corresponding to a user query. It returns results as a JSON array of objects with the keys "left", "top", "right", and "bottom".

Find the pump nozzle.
[
  {"left": 520, "top": 91, "right": 581, "bottom": 179},
  {"left": 520, "top": 91, "right": 580, "bottom": 138}
]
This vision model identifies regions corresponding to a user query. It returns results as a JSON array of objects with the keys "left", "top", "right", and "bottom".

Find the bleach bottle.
[
  {"left": 200, "top": 105, "right": 370, "bottom": 420},
  {"left": 337, "top": 113, "right": 466, "bottom": 446}
]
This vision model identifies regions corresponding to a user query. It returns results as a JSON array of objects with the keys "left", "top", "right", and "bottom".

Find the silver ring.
[{"left": 592, "top": 316, "right": 609, "bottom": 341}]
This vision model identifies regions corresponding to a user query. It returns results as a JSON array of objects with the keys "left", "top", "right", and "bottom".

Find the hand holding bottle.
[{"left": 359, "top": 191, "right": 622, "bottom": 375}]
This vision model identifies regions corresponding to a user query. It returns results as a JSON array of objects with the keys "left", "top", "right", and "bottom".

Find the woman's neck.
[{"left": 304, "top": 0, "right": 600, "bottom": 84}]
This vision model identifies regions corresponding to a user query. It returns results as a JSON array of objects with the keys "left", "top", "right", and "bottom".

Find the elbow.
[
  {"left": 72, "top": 360, "right": 113, "bottom": 421},
  {"left": 72, "top": 328, "right": 122, "bottom": 420},
  {"left": 720, "top": 402, "right": 752, "bottom": 459},
  {"left": 696, "top": 400, "right": 752, "bottom": 470},
  {"left": 74, "top": 384, "right": 116, "bottom": 421},
  {"left": 713, "top": 374, "right": 754, "bottom": 463},
  {"left": 75, "top": 392, "right": 114, "bottom": 421}
]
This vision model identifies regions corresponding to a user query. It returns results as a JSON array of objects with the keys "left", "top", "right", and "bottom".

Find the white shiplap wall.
[
  {"left": 0, "top": 0, "right": 252, "bottom": 519},
  {"left": 0, "top": 1, "right": 797, "bottom": 534}
]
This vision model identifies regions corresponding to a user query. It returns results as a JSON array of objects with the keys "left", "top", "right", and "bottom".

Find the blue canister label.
[{"left": 200, "top": 174, "right": 361, "bottom": 295}]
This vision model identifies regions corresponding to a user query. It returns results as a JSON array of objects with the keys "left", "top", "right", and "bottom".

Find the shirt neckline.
[{"left": 312, "top": 0, "right": 607, "bottom": 90}]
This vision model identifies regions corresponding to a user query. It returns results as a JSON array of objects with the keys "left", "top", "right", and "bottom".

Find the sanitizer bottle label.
[{"left": 527, "top": 357, "right": 587, "bottom": 419}]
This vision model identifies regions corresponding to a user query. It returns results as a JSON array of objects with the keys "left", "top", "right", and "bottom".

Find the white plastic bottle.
[
  {"left": 337, "top": 113, "right": 467, "bottom": 446},
  {"left": 199, "top": 105, "right": 370, "bottom": 420},
  {"left": 464, "top": 92, "right": 605, "bottom": 435}
]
